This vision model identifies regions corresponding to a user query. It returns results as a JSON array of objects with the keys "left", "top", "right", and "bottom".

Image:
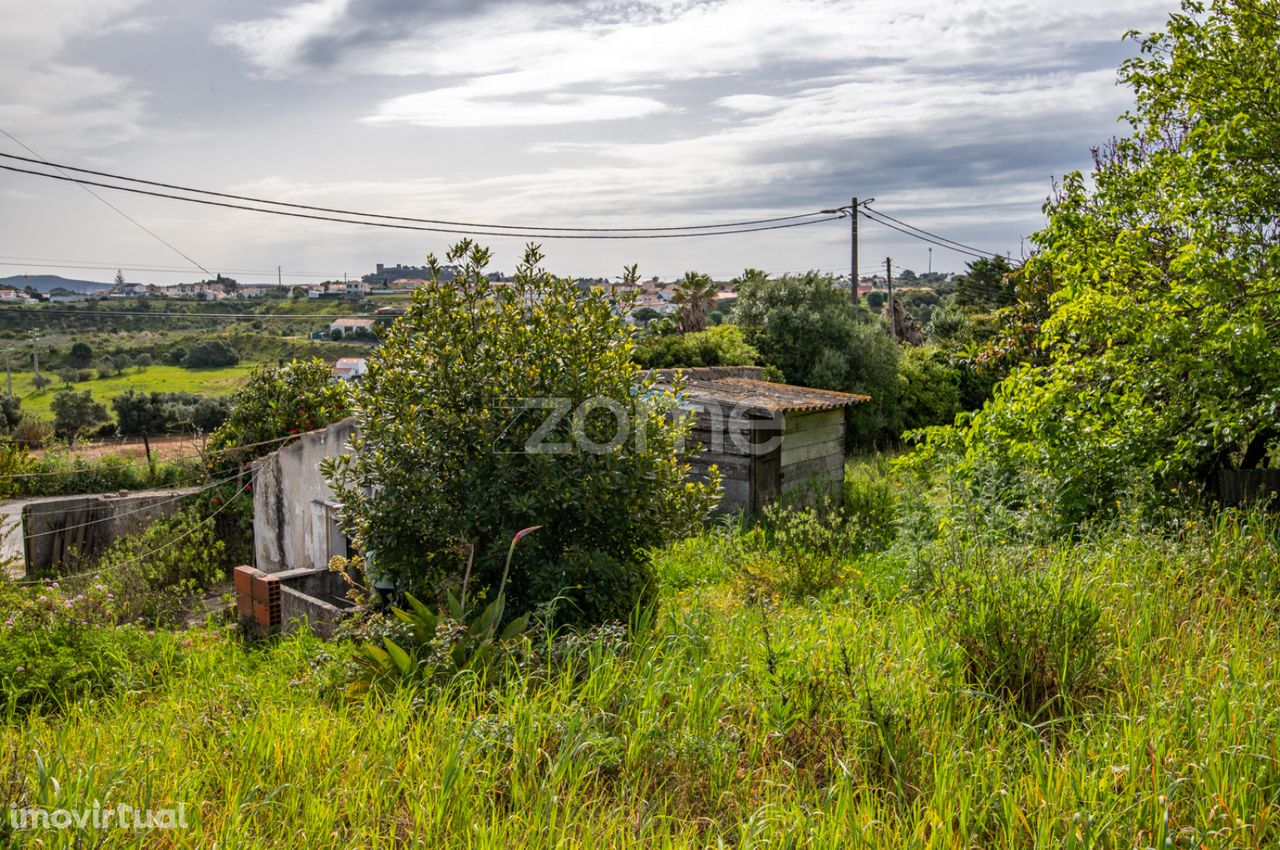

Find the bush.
[
  {"left": 525, "top": 548, "right": 656, "bottom": 628},
  {"left": 207, "top": 358, "right": 349, "bottom": 472},
  {"left": 182, "top": 339, "right": 239, "bottom": 368},
  {"left": 934, "top": 559, "right": 1108, "bottom": 719},
  {"left": 10, "top": 454, "right": 203, "bottom": 498},
  {"left": 0, "top": 439, "right": 30, "bottom": 499},
  {"left": 632, "top": 324, "right": 761, "bottom": 369},
  {"left": 325, "top": 241, "right": 718, "bottom": 623},
  {"left": 10, "top": 413, "right": 51, "bottom": 449},
  {"left": 50, "top": 388, "right": 108, "bottom": 443},
  {"left": 93, "top": 507, "right": 227, "bottom": 626},
  {"left": 896, "top": 347, "right": 962, "bottom": 432},
  {"left": 737, "top": 503, "right": 853, "bottom": 601},
  {"left": 0, "top": 392, "right": 20, "bottom": 432},
  {"left": 68, "top": 340, "right": 93, "bottom": 365},
  {"left": 0, "top": 580, "right": 180, "bottom": 716}
]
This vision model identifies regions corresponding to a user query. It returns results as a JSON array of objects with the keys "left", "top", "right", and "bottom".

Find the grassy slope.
[
  {"left": 3, "top": 512, "right": 1278, "bottom": 847},
  {"left": 8, "top": 364, "right": 258, "bottom": 417}
]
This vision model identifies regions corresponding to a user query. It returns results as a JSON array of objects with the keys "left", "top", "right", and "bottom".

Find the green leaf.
[{"left": 383, "top": 638, "right": 413, "bottom": 676}]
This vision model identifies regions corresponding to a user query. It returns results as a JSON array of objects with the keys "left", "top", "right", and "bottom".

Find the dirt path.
[{"left": 33, "top": 434, "right": 206, "bottom": 464}]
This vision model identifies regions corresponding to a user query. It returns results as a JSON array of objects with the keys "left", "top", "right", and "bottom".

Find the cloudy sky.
[{"left": 0, "top": 0, "right": 1173, "bottom": 285}]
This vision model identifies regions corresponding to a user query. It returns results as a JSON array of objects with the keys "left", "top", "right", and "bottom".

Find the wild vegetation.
[{"left": 1, "top": 2, "right": 1278, "bottom": 847}]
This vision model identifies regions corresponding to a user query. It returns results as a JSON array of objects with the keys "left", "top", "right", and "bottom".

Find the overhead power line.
[
  {"left": 1, "top": 163, "right": 840, "bottom": 240},
  {"left": 0, "top": 129, "right": 212, "bottom": 277},
  {"left": 0, "top": 152, "right": 830, "bottom": 235},
  {"left": 859, "top": 210, "right": 996, "bottom": 260},
  {"left": 860, "top": 207, "right": 1002, "bottom": 259}
]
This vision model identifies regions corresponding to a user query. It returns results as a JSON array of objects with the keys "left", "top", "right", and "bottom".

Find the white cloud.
[
  {"left": 366, "top": 90, "right": 668, "bottom": 127},
  {"left": 0, "top": 0, "right": 151, "bottom": 149}
]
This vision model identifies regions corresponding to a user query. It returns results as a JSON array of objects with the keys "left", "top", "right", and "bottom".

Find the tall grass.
[{"left": 2, "top": 504, "right": 1279, "bottom": 847}]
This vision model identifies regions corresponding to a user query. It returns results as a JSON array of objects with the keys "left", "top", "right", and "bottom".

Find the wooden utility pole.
[
  {"left": 30, "top": 329, "right": 39, "bottom": 379},
  {"left": 850, "top": 196, "right": 859, "bottom": 305},
  {"left": 885, "top": 257, "right": 897, "bottom": 343}
]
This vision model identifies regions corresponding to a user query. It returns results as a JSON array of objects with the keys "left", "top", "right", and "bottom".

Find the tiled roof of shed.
[{"left": 651, "top": 367, "right": 869, "bottom": 413}]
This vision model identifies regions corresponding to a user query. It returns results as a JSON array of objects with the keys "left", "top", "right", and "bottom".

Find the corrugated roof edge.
[{"left": 647, "top": 367, "right": 869, "bottom": 413}]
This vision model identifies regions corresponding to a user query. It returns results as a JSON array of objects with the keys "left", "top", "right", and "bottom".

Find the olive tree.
[{"left": 325, "top": 241, "right": 719, "bottom": 625}]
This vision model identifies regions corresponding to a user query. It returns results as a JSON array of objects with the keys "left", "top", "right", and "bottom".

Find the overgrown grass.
[{"left": 2, "top": 499, "right": 1279, "bottom": 847}]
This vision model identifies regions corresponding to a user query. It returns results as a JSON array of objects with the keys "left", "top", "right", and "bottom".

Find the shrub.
[
  {"left": 325, "top": 241, "right": 718, "bottom": 623},
  {"left": 0, "top": 392, "right": 20, "bottom": 432},
  {"left": 207, "top": 358, "right": 349, "bottom": 472},
  {"left": 0, "top": 580, "right": 180, "bottom": 716},
  {"left": 0, "top": 439, "right": 30, "bottom": 499},
  {"left": 525, "top": 548, "right": 656, "bottom": 628},
  {"left": 182, "top": 339, "right": 239, "bottom": 368},
  {"left": 68, "top": 340, "right": 93, "bottom": 364},
  {"left": 896, "top": 346, "right": 962, "bottom": 432},
  {"left": 50, "top": 388, "right": 108, "bottom": 443},
  {"left": 93, "top": 507, "right": 227, "bottom": 626},
  {"left": 934, "top": 559, "right": 1108, "bottom": 719},
  {"left": 737, "top": 503, "right": 853, "bottom": 601},
  {"left": 632, "top": 324, "right": 761, "bottom": 369},
  {"left": 10, "top": 413, "right": 51, "bottom": 449}
]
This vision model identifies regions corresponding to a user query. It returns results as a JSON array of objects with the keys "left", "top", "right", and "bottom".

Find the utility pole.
[
  {"left": 277, "top": 265, "right": 282, "bottom": 289},
  {"left": 885, "top": 257, "right": 897, "bottom": 343},
  {"left": 823, "top": 196, "right": 871, "bottom": 306},
  {"left": 4, "top": 348, "right": 11, "bottom": 395},
  {"left": 31, "top": 329, "right": 39, "bottom": 379},
  {"left": 928, "top": 247, "right": 933, "bottom": 276},
  {"left": 850, "top": 196, "right": 859, "bottom": 305}
]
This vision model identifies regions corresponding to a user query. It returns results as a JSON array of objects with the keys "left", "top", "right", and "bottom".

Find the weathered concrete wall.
[
  {"left": 252, "top": 418, "right": 357, "bottom": 574},
  {"left": 17, "top": 488, "right": 202, "bottom": 577}
]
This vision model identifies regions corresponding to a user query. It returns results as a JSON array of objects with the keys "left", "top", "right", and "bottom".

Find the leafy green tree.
[
  {"left": 954, "top": 256, "right": 1016, "bottom": 309},
  {"left": 734, "top": 271, "right": 901, "bottom": 445},
  {"left": 673, "top": 271, "right": 717, "bottom": 333},
  {"left": 182, "top": 340, "right": 239, "bottom": 369},
  {"left": 51, "top": 388, "right": 108, "bottom": 444},
  {"left": 324, "top": 242, "right": 718, "bottom": 625},
  {"left": 207, "top": 358, "right": 349, "bottom": 472},
  {"left": 68, "top": 341, "right": 93, "bottom": 365},
  {"left": 909, "top": 0, "right": 1280, "bottom": 531},
  {"left": 113, "top": 390, "right": 170, "bottom": 468},
  {"left": 896, "top": 347, "right": 962, "bottom": 431},
  {"left": 0, "top": 392, "right": 20, "bottom": 432}
]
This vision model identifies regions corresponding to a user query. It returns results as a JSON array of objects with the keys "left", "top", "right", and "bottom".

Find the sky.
[{"left": 0, "top": 0, "right": 1175, "bottom": 285}]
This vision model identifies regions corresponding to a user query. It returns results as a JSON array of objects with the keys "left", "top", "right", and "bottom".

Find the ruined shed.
[{"left": 654, "top": 367, "right": 868, "bottom": 512}]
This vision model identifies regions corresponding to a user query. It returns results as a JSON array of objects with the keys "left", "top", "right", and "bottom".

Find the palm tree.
[{"left": 673, "top": 271, "right": 717, "bottom": 333}]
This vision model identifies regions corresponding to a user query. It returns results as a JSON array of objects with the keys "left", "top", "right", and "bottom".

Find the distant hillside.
[{"left": 0, "top": 274, "right": 112, "bottom": 293}]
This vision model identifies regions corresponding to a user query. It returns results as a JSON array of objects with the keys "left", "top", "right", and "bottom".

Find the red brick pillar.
[{"left": 234, "top": 566, "right": 281, "bottom": 635}]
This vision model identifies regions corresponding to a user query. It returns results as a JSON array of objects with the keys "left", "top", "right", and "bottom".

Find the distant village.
[{"left": 0, "top": 260, "right": 918, "bottom": 322}]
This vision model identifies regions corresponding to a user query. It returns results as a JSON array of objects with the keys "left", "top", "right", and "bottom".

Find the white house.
[
  {"left": 329, "top": 317, "right": 377, "bottom": 336},
  {"left": 332, "top": 357, "right": 368, "bottom": 380}
]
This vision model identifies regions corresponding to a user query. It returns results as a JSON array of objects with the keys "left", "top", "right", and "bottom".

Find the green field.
[{"left": 6, "top": 364, "right": 258, "bottom": 418}]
